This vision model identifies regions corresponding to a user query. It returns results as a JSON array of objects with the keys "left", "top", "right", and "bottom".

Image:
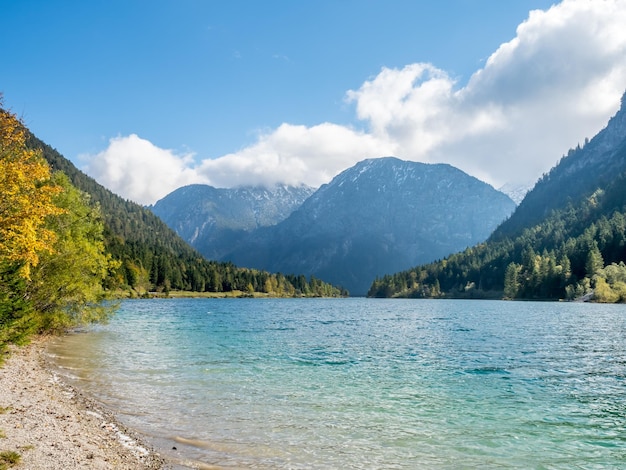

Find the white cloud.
[
  {"left": 83, "top": 0, "right": 626, "bottom": 203},
  {"left": 196, "top": 123, "right": 393, "bottom": 189},
  {"left": 347, "top": 63, "right": 459, "bottom": 156},
  {"left": 442, "top": 0, "right": 626, "bottom": 186},
  {"left": 82, "top": 134, "right": 209, "bottom": 205},
  {"left": 346, "top": 0, "right": 626, "bottom": 187}
]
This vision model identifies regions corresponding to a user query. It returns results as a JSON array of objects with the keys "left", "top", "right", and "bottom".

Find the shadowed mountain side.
[
  {"left": 24, "top": 131, "right": 343, "bottom": 296},
  {"left": 150, "top": 184, "right": 314, "bottom": 260},
  {"left": 225, "top": 157, "right": 516, "bottom": 295},
  {"left": 369, "top": 90, "right": 626, "bottom": 301}
]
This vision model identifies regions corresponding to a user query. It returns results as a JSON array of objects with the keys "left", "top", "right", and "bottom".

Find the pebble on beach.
[{"left": 0, "top": 337, "right": 165, "bottom": 470}]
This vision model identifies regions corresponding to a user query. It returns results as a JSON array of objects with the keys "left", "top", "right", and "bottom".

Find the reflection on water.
[{"left": 48, "top": 298, "right": 626, "bottom": 468}]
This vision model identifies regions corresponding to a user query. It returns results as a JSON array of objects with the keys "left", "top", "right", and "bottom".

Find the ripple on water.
[{"left": 48, "top": 299, "right": 626, "bottom": 469}]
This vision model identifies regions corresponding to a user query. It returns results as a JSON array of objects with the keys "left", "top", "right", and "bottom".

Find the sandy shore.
[{"left": 0, "top": 337, "right": 166, "bottom": 469}]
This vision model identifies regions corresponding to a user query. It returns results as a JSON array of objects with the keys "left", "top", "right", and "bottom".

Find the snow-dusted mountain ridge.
[
  {"left": 151, "top": 157, "right": 516, "bottom": 294},
  {"left": 150, "top": 184, "right": 314, "bottom": 260},
  {"left": 226, "top": 157, "right": 516, "bottom": 295}
]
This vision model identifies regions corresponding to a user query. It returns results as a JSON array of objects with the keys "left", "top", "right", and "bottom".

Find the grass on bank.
[
  {"left": 0, "top": 450, "right": 21, "bottom": 470},
  {"left": 0, "top": 389, "right": 20, "bottom": 470}
]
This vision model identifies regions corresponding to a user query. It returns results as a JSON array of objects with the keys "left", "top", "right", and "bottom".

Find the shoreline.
[{"left": 0, "top": 336, "right": 166, "bottom": 470}]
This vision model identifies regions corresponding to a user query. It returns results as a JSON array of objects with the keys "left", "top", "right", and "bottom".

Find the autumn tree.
[
  {"left": 1, "top": 106, "right": 65, "bottom": 343},
  {"left": 26, "top": 172, "right": 118, "bottom": 331},
  {"left": 1, "top": 106, "right": 118, "bottom": 346},
  {"left": 0, "top": 107, "right": 63, "bottom": 280}
]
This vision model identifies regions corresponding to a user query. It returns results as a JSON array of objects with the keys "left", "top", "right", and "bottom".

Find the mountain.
[
  {"left": 493, "top": 92, "right": 626, "bottom": 240},
  {"left": 224, "top": 157, "right": 516, "bottom": 295},
  {"left": 498, "top": 182, "right": 532, "bottom": 205},
  {"left": 150, "top": 184, "right": 314, "bottom": 260},
  {"left": 369, "top": 90, "right": 626, "bottom": 301},
  {"left": 24, "top": 132, "right": 344, "bottom": 297}
]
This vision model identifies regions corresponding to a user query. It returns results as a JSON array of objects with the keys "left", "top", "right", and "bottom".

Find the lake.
[{"left": 47, "top": 298, "right": 626, "bottom": 468}]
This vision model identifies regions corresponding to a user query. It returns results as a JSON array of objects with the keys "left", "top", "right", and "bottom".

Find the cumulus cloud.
[
  {"left": 346, "top": 0, "right": 626, "bottom": 187},
  {"left": 347, "top": 63, "right": 460, "bottom": 155},
  {"left": 444, "top": 0, "right": 626, "bottom": 184},
  {"left": 196, "top": 123, "right": 394, "bottom": 189},
  {"left": 83, "top": 0, "right": 626, "bottom": 203},
  {"left": 82, "top": 134, "right": 209, "bottom": 205}
]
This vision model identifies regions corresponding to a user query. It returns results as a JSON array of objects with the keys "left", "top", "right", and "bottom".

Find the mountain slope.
[
  {"left": 225, "top": 157, "right": 516, "bottom": 295},
  {"left": 369, "top": 90, "right": 626, "bottom": 300},
  {"left": 493, "top": 92, "right": 626, "bottom": 240},
  {"left": 151, "top": 184, "right": 314, "bottom": 260},
  {"left": 24, "top": 132, "right": 344, "bottom": 297}
]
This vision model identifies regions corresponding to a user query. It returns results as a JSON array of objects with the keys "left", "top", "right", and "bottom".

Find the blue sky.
[{"left": 3, "top": 0, "right": 626, "bottom": 204}]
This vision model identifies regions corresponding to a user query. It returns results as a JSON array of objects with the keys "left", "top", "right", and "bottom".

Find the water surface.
[{"left": 48, "top": 298, "right": 626, "bottom": 468}]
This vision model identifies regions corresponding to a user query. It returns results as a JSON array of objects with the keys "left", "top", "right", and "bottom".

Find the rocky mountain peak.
[
  {"left": 150, "top": 183, "right": 314, "bottom": 259},
  {"left": 226, "top": 157, "right": 515, "bottom": 295}
]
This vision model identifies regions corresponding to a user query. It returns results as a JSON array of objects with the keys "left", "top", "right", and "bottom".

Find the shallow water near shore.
[{"left": 48, "top": 298, "right": 626, "bottom": 468}]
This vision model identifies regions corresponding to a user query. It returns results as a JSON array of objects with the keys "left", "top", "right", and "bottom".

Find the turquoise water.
[{"left": 48, "top": 298, "right": 626, "bottom": 468}]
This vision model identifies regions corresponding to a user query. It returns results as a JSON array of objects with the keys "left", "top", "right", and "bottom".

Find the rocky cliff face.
[
  {"left": 226, "top": 157, "right": 516, "bottom": 295},
  {"left": 150, "top": 184, "right": 314, "bottom": 260}
]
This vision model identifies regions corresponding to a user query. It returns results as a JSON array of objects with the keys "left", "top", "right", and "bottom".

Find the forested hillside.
[
  {"left": 493, "top": 93, "right": 626, "bottom": 241},
  {"left": 369, "top": 92, "right": 626, "bottom": 302},
  {"left": 224, "top": 157, "right": 515, "bottom": 295},
  {"left": 0, "top": 107, "right": 345, "bottom": 352},
  {"left": 24, "top": 133, "right": 345, "bottom": 298},
  {"left": 1, "top": 106, "right": 115, "bottom": 347}
]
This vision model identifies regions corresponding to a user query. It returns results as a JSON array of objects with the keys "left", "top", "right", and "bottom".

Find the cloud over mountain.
[
  {"left": 83, "top": 134, "right": 208, "bottom": 205},
  {"left": 83, "top": 0, "right": 626, "bottom": 205}
]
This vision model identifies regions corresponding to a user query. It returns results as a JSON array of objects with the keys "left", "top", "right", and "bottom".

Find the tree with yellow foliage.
[
  {"left": 0, "top": 106, "right": 63, "bottom": 280},
  {"left": 1, "top": 104, "right": 115, "bottom": 345},
  {"left": 1, "top": 105, "right": 64, "bottom": 343}
]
